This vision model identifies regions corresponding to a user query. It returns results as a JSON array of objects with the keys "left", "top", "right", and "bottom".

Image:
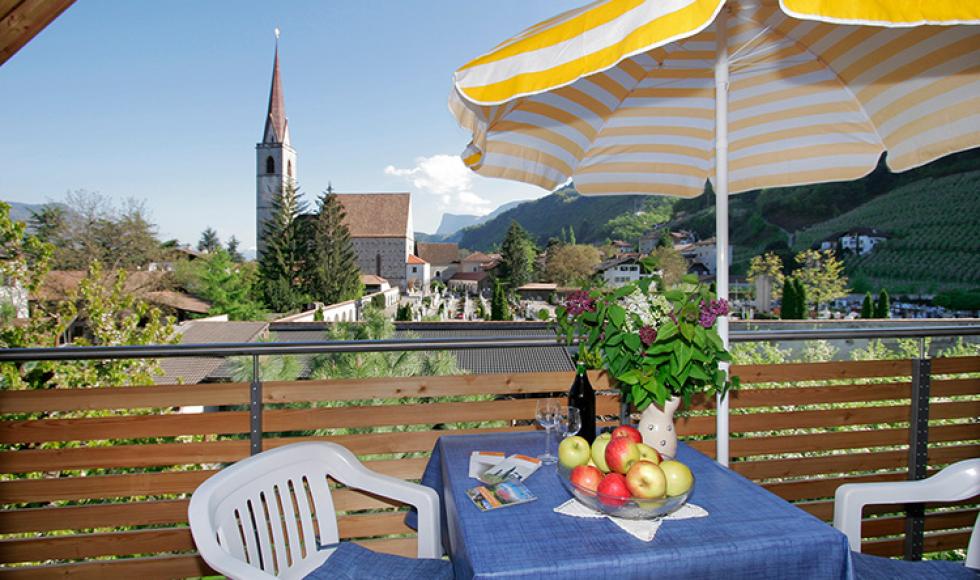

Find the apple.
[
  {"left": 604, "top": 437, "right": 640, "bottom": 474},
  {"left": 569, "top": 465, "right": 603, "bottom": 492},
  {"left": 611, "top": 424, "right": 643, "bottom": 444},
  {"left": 660, "top": 460, "right": 694, "bottom": 496},
  {"left": 558, "top": 435, "right": 591, "bottom": 469},
  {"left": 591, "top": 432, "right": 613, "bottom": 472},
  {"left": 625, "top": 460, "right": 667, "bottom": 499},
  {"left": 636, "top": 443, "right": 661, "bottom": 464},
  {"left": 596, "top": 473, "right": 630, "bottom": 507}
]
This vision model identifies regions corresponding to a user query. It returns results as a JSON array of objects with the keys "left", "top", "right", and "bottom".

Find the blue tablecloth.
[{"left": 409, "top": 432, "right": 854, "bottom": 580}]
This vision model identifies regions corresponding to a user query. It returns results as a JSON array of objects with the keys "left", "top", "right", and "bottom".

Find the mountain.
[
  {"left": 424, "top": 199, "right": 530, "bottom": 242},
  {"left": 456, "top": 185, "right": 650, "bottom": 251},
  {"left": 4, "top": 201, "right": 50, "bottom": 225}
]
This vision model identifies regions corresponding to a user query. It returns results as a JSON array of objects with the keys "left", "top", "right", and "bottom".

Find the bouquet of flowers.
[{"left": 556, "top": 275, "right": 738, "bottom": 411}]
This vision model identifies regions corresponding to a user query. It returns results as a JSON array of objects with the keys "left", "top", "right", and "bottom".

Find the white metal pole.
[{"left": 714, "top": 6, "right": 731, "bottom": 467}]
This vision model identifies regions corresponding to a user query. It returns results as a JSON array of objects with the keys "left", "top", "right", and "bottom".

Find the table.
[{"left": 409, "top": 432, "right": 854, "bottom": 580}]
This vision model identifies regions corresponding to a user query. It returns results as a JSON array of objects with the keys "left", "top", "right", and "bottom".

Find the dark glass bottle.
[{"left": 568, "top": 362, "right": 597, "bottom": 443}]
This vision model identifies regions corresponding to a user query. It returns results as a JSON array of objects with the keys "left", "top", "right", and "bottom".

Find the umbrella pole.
[{"left": 714, "top": 6, "right": 731, "bottom": 467}]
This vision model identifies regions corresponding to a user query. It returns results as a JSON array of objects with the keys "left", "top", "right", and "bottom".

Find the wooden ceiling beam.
[{"left": 0, "top": 0, "right": 75, "bottom": 66}]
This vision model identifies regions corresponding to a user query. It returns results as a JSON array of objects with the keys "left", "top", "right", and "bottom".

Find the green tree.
[
  {"left": 874, "top": 289, "right": 890, "bottom": 319},
  {"left": 794, "top": 278, "right": 808, "bottom": 319},
  {"left": 226, "top": 236, "right": 244, "bottom": 263},
  {"left": 192, "top": 249, "right": 265, "bottom": 320},
  {"left": 258, "top": 184, "right": 309, "bottom": 312},
  {"left": 544, "top": 244, "right": 601, "bottom": 286},
  {"left": 780, "top": 277, "right": 796, "bottom": 320},
  {"left": 491, "top": 280, "right": 511, "bottom": 321},
  {"left": 747, "top": 252, "right": 785, "bottom": 301},
  {"left": 792, "top": 249, "right": 848, "bottom": 313},
  {"left": 861, "top": 292, "right": 874, "bottom": 318},
  {"left": 498, "top": 221, "right": 537, "bottom": 288},
  {"left": 648, "top": 245, "right": 688, "bottom": 288},
  {"left": 568, "top": 225, "right": 576, "bottom": 245},
  {"left": 302, "top": 190, "right": 363, "bottom": 305},
  {"left": 197, "top": 227, "right": 221, "bottom": 253}
]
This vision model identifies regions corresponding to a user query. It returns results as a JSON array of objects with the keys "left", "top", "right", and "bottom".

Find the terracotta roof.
[
  {"left": 360, "top": 274, "right": 389, "bottom": 286},
  {"left": 143, "top": 291, "right": 211, "bottom": 314},
  {"left": 450, "top": 271, "right": 488, "bottom": 282},
  {"left": 407, "top": 254, "right": 427, "bottom": 264},
  {"left": 334, "top": 193, "right": 411, "bottom": 238},
  {"left": 34, "top": 270, "right": 211, "bottom": 314},
  {"left": 262, "top": 43, "right": 288, "bottom": 144},
  {"left": 462, "top": 251, "right": 493, "bottom": 263},
  {"left": 156, "top": 321, "right": 268, "bottom": 385},
  {"left": 416, "top": 242, "right": 459, "bottom": 265}
]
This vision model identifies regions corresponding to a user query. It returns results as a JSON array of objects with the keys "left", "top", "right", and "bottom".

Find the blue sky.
[{"left": 0, "top": 1, "right": 581, "bottom": 249}]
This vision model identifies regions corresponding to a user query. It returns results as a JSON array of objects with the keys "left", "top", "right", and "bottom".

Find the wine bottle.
[{"left": 568, "top": 361, "right": 596, "bottom": 443}]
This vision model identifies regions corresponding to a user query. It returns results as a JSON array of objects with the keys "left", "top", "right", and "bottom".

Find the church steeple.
[
  {"left": 263, "top": 30, "right": 289, "bottom": 146},
  {"left": 256, "top": 28, "right": 297, "bottom": 258}
]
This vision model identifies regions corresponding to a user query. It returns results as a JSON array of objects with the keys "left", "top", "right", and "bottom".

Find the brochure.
[
  {"left": 468, "top": 451, "right": 506, "bottom": 480},
  {"left": 478, "top": 453, "right": 542, "bottom": 484},
  {"left": 467, "top": 480, "right": 538, "bottom": 512}
]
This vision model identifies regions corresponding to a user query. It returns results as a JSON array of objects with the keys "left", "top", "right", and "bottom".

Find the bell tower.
[{"left": 256, "top": 29, "right": 297, "bottom": 257}]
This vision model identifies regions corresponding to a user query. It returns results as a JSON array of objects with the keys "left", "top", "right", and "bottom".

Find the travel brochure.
[{"left": 467, "top": 451, "right": 541, "bottom": 511}]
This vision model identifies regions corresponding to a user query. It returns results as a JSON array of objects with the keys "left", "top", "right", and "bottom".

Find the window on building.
[
  {"left": 376, "top": 254, "right": 382, "bottom": 276},
  {"left": 266, "top": 156, "right": 275, "bottom": 174},
  {"left": 412, "top": 266, "right": 418, "bottom": 273},
  {"left": 287, "top": 160, "right": 293, "bottom": 178}
]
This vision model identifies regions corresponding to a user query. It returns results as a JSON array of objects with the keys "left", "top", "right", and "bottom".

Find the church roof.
[
  {"left": 262, "top": 43, "right": 289, "bottom": 145},
  {"left": 334, "top": 193, "right": 411, "bottom": 238},
  {"left": 416, "top": 242, "right": 460, "bottom": 266}
]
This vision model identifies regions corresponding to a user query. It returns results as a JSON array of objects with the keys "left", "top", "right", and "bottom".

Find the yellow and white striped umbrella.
[{"left": 452, "top": 0, "right": 980, "bottom": 198}]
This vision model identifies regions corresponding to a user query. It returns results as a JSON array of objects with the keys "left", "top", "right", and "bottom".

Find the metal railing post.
[
  {"left": 904, "top": 357, "right": 931, "bottom": 560},
  {"left": 250, "top": 354, "right": 263, "bottom": 456}
]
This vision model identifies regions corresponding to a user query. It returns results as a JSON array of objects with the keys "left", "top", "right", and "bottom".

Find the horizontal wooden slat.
[
  {"left": 0, "top": 500, "right": 189, "bottom": 534},
  {"left": 0, "top": 528, "right": 193, "bottom": 563},
  {"left": 0, "top": 440, "right": 251, "bottom": 473},
  {"left": 0, "top": 470, "right": 214, "bottom": 504},
  {"left": 928, "top": 444, "right": 980, "bottom": 467},
  {"left": 725, "top": 400, "right": 976, "bottom": 435},
  {"left": 354, "top": 537, "right": 418, "bottom": 558},
  {"left": 764, "top": 472, "right": 908, "bottom": 502},
  {"left": 931, "top": 377, "right": 980, "bottom": 398},
  {"left": 862, "top": 508, "right": 979, "bottom": 538},
  {"left": 337, "top": 512, "right": 414, "bottom": 539},
  {"left": 736, "top": 445, "right": 978, "bottom": 481},
  {"left": 930, "top": 356, "right": 980, "bottom": 375},
  {"left": 862, "top": 530, "right": 973, "bottom": 557},
  {"left": 728, "top": 382, "right": 912, "bottom": 408},
  {"left": 730, "top": 359, "right": 911, "bottom": 384},
  {"left": 0, "top": 554, "right": 212, "bottom": 579},
  {"left": 729, "top": 428, "right": 910, "bottom": 457},
  {"left": 0, "top": 411, "right": 249, "bottom": 444},
  {"left": 332, "top": 488, "right": 406, "bottom": 512},
  {"left": 264, "top": 371, "right": 614, "bottom": 403},
  {"left": 930, "top": 400, "right": 980, "bottom": 421},
  {"left": 0, "top": 382, "right": 249, "bottom": 414},
  {"left": 790, "top": 498, "right": 979, "bottom": 522}
]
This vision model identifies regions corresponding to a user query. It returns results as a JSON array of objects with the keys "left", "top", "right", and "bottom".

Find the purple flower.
[
  {"left": 639, "top": 325, "right": 657, "bottom": 346},
  {"left": 698, "top": 299, "right": 730, "bottom": 328},
  {"left": 565, "top": 290, "right": 596, "bottom": 316}
]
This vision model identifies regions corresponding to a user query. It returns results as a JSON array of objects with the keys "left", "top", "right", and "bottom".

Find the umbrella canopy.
[{"left": 449, "top": 0, "right": 980, "bottom": 464}]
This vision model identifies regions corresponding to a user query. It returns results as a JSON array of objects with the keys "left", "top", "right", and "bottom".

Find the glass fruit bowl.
[{"left": 556, "top": 459, "right": 694, "bottom": 520}]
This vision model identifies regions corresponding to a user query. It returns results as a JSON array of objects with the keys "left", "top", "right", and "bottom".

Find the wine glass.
[
  {"left": 561, "top": 406, "right": 582, "bottom": 438},
  {"left": 535, "top": 398, "right": 561, "bottom": 464}
]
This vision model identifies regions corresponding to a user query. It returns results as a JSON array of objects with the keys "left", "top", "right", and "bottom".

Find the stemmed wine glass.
[{"left": 535, "top": 399, "right": 562, "bottom": 464}]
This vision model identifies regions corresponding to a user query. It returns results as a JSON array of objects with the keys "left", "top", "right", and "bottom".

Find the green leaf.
[
  {"left": 693, "top": 326, "right": 706, "bottom": 348},
  {"left": 688, "top": 364, "right": 709, "bottom": 380},
  {"left": 623, "top": 333, "right": 642, "bottom": 351},
  {"left": 608, "top": 305, "right": 626, "bottom": 328},
  {"left": 664, "top": 290, "right": 684, "bottom": 302},
  {"left": 606, "top": 333, "right": 624, "bottom": 346},
  {"left": 657, "top": 321, "right": 678, "bottom": 341},
  {"left": 618, "top": 369, "right": 641, "bottom": 385},
  {"left": 706, "top": 329, "right": 724, "bottom": 350},
  {"left": 679, "top": 322, "right": 694, "bottom": 342},
  {"left": 676, "top": 342, "right": 691, "bottom": 369},
  {"left": 682, "top": 273, "right": 699, "bottom": 285}
]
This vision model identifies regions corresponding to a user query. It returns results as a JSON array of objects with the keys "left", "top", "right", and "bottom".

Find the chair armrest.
[
  {"left": 833, "top": 459, "right": 980, "bottom": 552},
  {"left": 322, "top": 444, "right": 444, "bottom": 559}
]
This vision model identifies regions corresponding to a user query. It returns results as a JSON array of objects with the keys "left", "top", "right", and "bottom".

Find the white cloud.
[{"left": 385, "top": 154, "right": 492, "bottom": 216}]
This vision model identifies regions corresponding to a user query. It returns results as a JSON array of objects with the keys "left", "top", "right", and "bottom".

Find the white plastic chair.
[
  {"left": 189, "top": 442, "right": 444, "bottom": 579},
  {"left": 834, "top": 458, "right": 980, "bottom": 570}
]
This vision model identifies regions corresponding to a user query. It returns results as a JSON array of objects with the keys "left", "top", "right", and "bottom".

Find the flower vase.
[{"left": 638, "top": 396, "right": 681, "bottom": 458}]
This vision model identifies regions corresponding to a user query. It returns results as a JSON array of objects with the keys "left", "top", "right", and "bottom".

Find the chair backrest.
[
  {"left": 834, "top": 458, "right": 980, "bottom": 569},
  {"left": 189, "top": 443, "right": 362, "bottom": 579}
]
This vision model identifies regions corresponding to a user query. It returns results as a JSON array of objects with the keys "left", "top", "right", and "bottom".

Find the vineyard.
[{"left": 795, "top": 171, "right": 980, "bottom": 293}]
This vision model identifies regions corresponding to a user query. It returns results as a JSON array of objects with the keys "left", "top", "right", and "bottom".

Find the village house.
[
  {"left": 406, "top": 254, "right": 430, "bottom": 292},
  {"left": 596, "top": 255, "right": 643, "bottom": 287},
  {"left": 818, "top": 227, "right": 890, "bottom": 256},
  {"left": 416, "top": 242, "right": 460, "bottom": 283}
]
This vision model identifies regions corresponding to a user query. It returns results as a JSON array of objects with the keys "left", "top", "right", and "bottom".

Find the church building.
[{"left": 255, "top": 37, "right": 414, "bottom": 289}]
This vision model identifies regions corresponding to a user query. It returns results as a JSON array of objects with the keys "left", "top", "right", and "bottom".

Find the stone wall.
[{"left": 352, "top": 237, "right": 411, "bottom": 288}]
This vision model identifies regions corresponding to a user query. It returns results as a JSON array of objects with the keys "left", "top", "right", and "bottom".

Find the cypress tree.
[
  {"left": 303, "top": 190, "right": 364, "bottom": 306},
  {"left": 491, "top": 280, "right": 511, "bottom": 321},
  {"left": 861, "top": 292, "right": 874, "bottom": 318},
  {"left": 258, "top": 183, "right": 309, "bottom": 312},
  {"left": 568, "top": 225, "right": 576, "bottom": 246},
  {"left": 794, "top": 278, "right": 808, "bottom": 319},
  {"left": 874, "top": 289, "right": 890, "bottom": 319},
  {"left": 780, "top": 277, "right": 795, "bottom": 320}
]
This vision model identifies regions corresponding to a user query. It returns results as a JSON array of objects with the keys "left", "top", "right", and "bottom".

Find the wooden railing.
[{"left": 0, "top": 357, "right": 977, "bottom": 578}]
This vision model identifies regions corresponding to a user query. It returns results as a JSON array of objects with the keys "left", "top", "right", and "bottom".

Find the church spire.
[{"left": 263, "top": 28, "right": 289, "bottom": 145}]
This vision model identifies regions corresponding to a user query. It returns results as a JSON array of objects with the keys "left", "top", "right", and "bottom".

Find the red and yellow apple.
[
  {"left": 569, "top": 465, "right": 603, "bottom": 492},
  {"left": 611, "top": 424, "right": 643, "bottom": 444},
  {"left": 625, "top": 460, "right": 667, "bottom": 499},
  {"left": 558, "top": 435, "right": 591, "bottom": 469},
  {"left": 596, "top": 473, "right": 630, "bottom": 507},
  {"left": 604, "top": 437, "right": 640, "bottom": 474},
  {"left": 660, "top": 459, "right": 694, "bottom": 496},
  {"left": 590, "top": 432, "right": 613, "bottom": 472},
  {"left": 636, "top": 443, "right": 661, "bottom": 464}
]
